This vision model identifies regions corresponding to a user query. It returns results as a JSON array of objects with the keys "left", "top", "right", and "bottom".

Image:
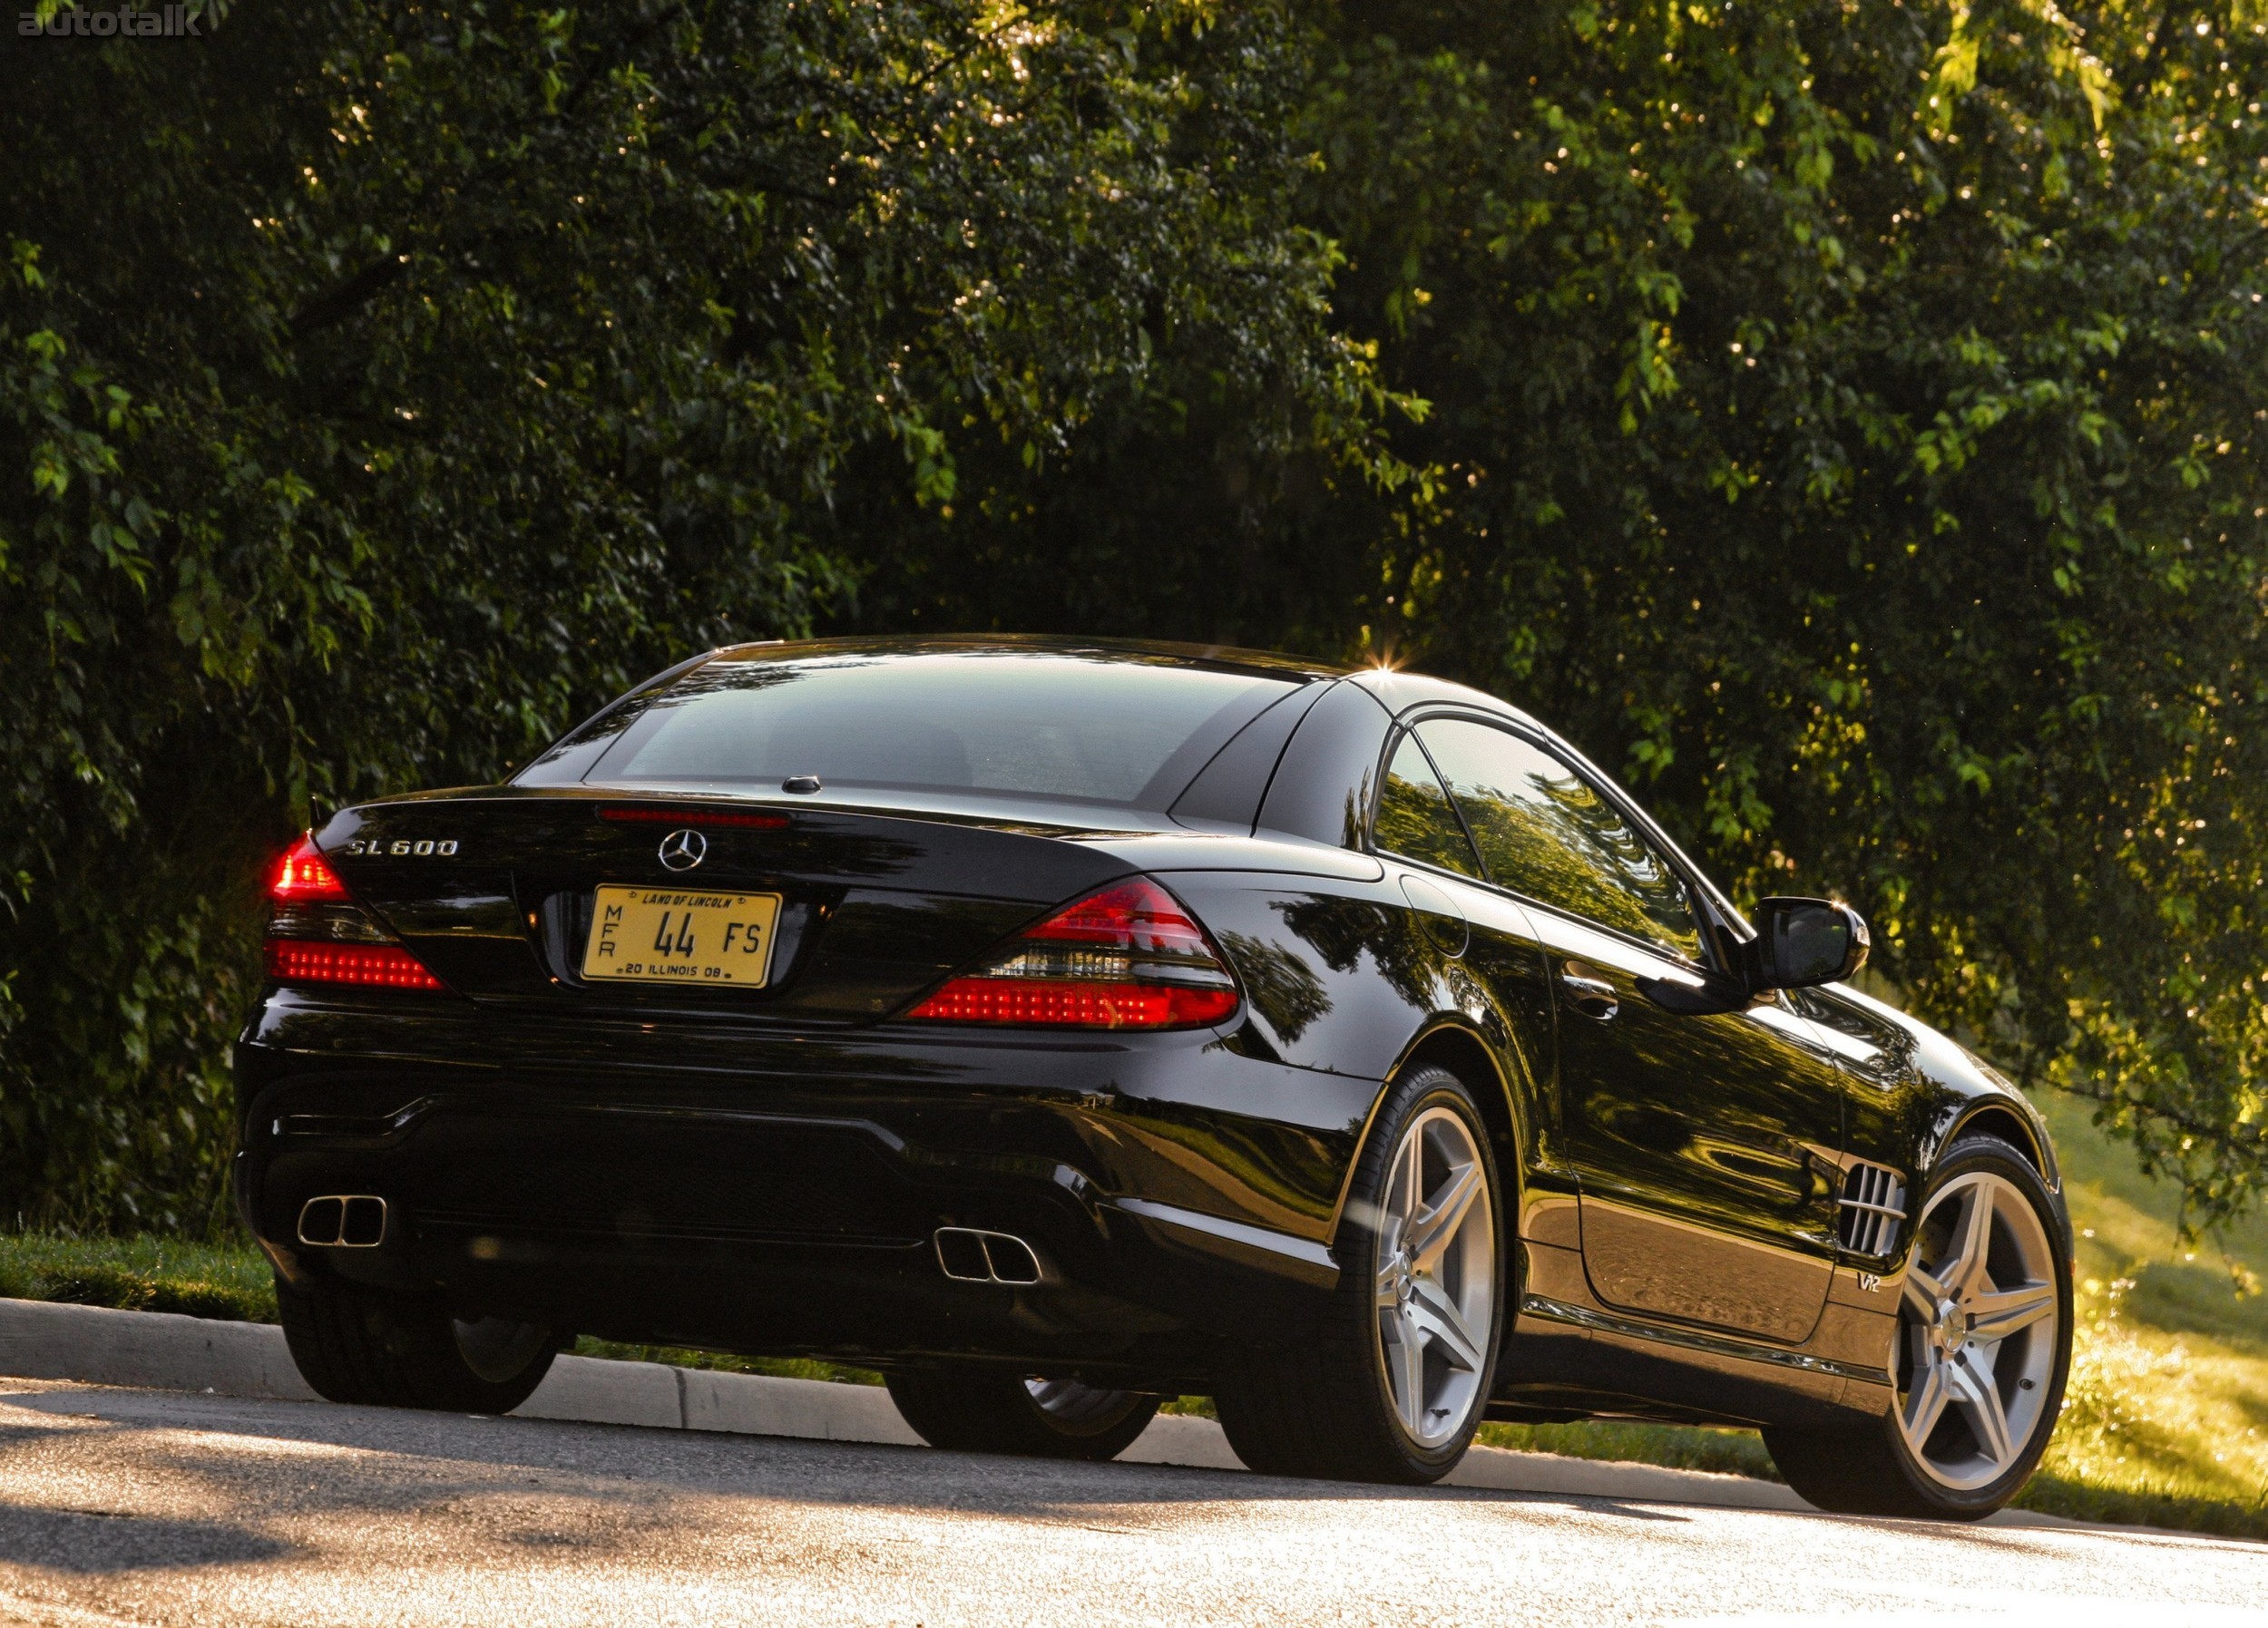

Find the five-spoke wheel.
[
  {"left": 1896, "top": 1168, "right": 2062, "bottom": 1490},
  {"left": 1217, "top": 1065, "right": 1504, "bottom": 1484},
  {"left": 1374, "top": 1105, "right": 1497, "bottom": 1450},
  {"left": 1765, "top": 1133, "right": 2072, "bottom": 1518}
]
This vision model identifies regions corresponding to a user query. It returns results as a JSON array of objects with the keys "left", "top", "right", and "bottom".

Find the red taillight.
[
  {"left": 269, "top": 836, "right": 348, "bottom": 902},
  {"left": 910, "top": 979, "right": 1238, "bottom": 1028},
  {"left": 1022, "top": 882, "right": 1219, "bottom": 955},
  {"left": 904, "top": 878, "right": 1239, "bottom": 1031},
  {"left": 263, "top": 833, "right": 447, "bottom": 993},
  {"left": 264, "top": 941, "right": 446, "bottom": 990}
]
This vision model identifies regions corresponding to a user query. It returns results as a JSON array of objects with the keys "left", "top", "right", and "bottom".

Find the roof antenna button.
[{"left": 781, "top": 775, "right": 823, "bottom": 795}]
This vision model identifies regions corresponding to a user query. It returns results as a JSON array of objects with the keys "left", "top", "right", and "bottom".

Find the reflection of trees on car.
[
  {"left": 1277, "top": 896, "right": 1442, "bottom": 1016},
  {"left": 1459, "top": 775, "right": 1687, "bottom": 952},
  {"left": 1217, "top": 931, "right": 1331, "bottom": 1046},
  {"left": 1416, "top": 721, "right": 1700, "bottom": 960},
  {"left": 1095, "top": 1097, "right": 1345, "bottom": 1233},
  {"left": 1374, "top": 737, "right": 1479, "bottom": 879}
]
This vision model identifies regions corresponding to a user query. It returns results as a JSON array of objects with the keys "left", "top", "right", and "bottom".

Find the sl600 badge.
[{"left": 344, "top": 838, "right": 460, "bottom": 857}]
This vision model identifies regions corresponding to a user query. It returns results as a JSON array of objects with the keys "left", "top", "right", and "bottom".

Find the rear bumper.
[{"left": 235, "top": 989, "right": 1377, "bottom": 1388}]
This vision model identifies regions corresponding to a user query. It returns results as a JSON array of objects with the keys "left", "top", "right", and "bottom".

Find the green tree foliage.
[
  {"left": 853, "top": 0, "right": 2268, "bottom": 1231},
  {"left": 1323, "top": 0, "right": 2268, "bottom": 1231},
  {"left": 6, "top": 0, "right": 2266, "bottom": 1239},
  {"left": 0, "top": 0, "right": 1370, "bottom": 1225}
]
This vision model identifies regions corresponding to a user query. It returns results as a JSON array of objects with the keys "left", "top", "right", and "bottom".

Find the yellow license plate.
[{"left": 582, "top": 886, "right": 783, "bottom": 987}]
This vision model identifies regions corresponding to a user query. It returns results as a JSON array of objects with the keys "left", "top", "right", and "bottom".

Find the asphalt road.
[{"left": 0, "top": 1379, "right": 2259, "bottom": 1627}]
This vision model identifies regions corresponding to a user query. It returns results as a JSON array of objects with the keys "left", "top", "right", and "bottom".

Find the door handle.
[{"left": 1559, "top": 962, "right": 1619, "bottom": 1021}]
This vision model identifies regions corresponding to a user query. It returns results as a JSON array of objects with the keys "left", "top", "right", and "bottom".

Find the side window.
[
  {"left": 1415, "top": 717, "right": 1702, "bottom": 960},
  {"left": 1374, "top": 732, "right": 1483, "bottom": 879}
]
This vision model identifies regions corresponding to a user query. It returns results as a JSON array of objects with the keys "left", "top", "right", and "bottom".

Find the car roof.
[
  {"left": 702, "top": 634, "right": 1353, "bottom": 684},
  {"left": 1343, "top": 667, "right": 1549, "bottom": 734},
  {"left": 700, "top": 635, "right": 1548, "bottom": 730}
]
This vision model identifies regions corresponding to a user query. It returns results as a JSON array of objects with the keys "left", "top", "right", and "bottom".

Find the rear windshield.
[{"left": 561, "top": 651, "right": 1300, "bottom": 810}]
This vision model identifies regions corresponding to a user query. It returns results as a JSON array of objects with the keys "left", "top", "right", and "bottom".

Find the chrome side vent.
[{"left": 1836, "top": 1162, "right": 1907, "bottom": 1256}]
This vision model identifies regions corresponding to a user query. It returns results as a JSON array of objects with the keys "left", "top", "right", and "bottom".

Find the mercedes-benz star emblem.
[{"left": 657, "top": 829, "right": 708, "bottom": 872}]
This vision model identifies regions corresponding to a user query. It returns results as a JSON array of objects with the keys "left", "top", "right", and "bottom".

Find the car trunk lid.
[{"left": 310, "top": 791, "right": 1137, "bottom": 1022}]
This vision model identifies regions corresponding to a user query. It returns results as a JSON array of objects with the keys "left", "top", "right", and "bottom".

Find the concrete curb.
[
  {"left": 0, "top": 1295, "right": 2064, "bottom": 1524},
  {"left": 0, "top": 1295, "right": 317, "bottom": 1403}
]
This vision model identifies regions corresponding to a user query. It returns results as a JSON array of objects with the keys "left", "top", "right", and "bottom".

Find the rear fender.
[
  {"left": 1158, "top": 868, "right": 1547, "bottom": 1243},
  {"left": 1157, "top": 870, "right": 1453, "bottom": 1079},
  {"left": 1337, "top": 1019, "right": 1537, "bottom": 1243}
]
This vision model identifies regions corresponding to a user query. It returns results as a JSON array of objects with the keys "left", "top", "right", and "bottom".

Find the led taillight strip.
[
  {"left": 907, "top": 977, "right": 1237, "bottom": 1029},
  {"left": 265, "top": 941, "right": 446, "bottom": 991}
]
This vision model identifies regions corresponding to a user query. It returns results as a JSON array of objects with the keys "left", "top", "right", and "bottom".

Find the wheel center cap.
[{"left": 1935, "top": 1298, "right": 1964, "bottom": 1352}]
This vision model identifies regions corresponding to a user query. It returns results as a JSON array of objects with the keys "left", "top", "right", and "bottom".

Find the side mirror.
[{"left": 1753, "top": 897, "right": 1870, "bottom": 989}]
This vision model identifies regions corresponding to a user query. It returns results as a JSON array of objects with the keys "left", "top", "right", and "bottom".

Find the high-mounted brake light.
[
  {"left": 905, "top": 878, "right": 1240, "bottom": 1030},
  {"left": 599, "top": 807, "right": 790, "bottom": 831},
  {"left": 263, "top": 833, "right": 447, "bottom": 994}
]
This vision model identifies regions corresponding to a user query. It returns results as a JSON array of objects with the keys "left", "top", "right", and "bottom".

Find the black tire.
[
  {"left": 1765, "top": 1134, "right": 2073, "bottom": 1519},
  {"left": 885, "top": 1368, "right": 1161, "bottom": 1461},
  {"left": 279, "top": 1274, "right": 559, "bottom": 1414},
  {"left": 1214, "top": 1065, "right": 1505, "bottom": 1485}
]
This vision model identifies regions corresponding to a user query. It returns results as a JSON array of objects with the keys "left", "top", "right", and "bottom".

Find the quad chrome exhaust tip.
[
  {"left": 933, "top": 1227, "right": 1042, "bottom": 1285},
  {"left": 297, "top": 1194, "right": 388, "bottom": 1248}
]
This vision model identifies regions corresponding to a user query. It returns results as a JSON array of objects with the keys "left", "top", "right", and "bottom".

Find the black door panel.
[
  {"left": 1530, "top": 912, "right": 1844, "bottom": 1341},
  {"left": 1402, "top": 713, "right": 1847, "bottom": 1347}
]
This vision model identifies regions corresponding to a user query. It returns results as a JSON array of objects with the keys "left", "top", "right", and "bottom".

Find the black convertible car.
[{"left": 237, "top": 638, "right": 2071, "bottom": 1518}]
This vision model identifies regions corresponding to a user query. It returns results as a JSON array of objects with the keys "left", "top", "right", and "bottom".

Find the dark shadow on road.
[
  {"left": 0, "top": 1382, "right": 1715, "bottom": 1551},
  {"left": 0, "top": 1500, "right": 290, "bottom": 1574},
  {"left": 4, "top": 1382, "right": 2248, "bottom": 1568}
]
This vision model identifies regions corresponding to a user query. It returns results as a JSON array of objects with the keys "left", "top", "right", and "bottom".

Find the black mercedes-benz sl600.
[{"left": 237, "top": 638, "right": 2071, "bottom": 1518}]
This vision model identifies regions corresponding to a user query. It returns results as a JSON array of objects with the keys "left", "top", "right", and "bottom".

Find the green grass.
[
  {"left": 0, "top": 1233, "right": 886, "bottom": 1387},
  {"left": 5, "top": 1089, "right": 2266, "bottom": 1540},
  {"left": 0, "top": 1230, "right": 277, "bottom": 1323},
  {"left": 2009, "top": 1089, "right": 2268, "bottom": 1536}
]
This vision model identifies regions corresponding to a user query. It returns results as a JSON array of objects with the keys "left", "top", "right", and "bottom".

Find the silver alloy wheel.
[
  {"left": 1896, "top": 1170, "right": 2060, "bottom": 1491},
  {"left": 1374, "top": 1106, "right": 1495, "bottom": 1448}
]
